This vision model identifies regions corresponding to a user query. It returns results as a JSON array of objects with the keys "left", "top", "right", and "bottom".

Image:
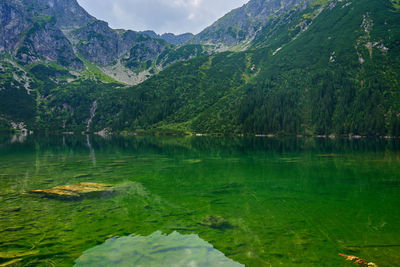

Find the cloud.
[{"left": 77, "top": 0, "right": 248, "bottom": 34}]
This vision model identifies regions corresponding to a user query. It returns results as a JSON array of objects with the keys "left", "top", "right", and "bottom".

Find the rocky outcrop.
[
  {"left": 72, "top": 20, "right": 119, "bottom": 66},
  {"left": 43, "top": 0, "right": 96, "bottom": 29},
  {"left": 0, "top": 2, "right": 26, "bottom": 53},
  {"left": 16, "top": 21, "right": 83, "bottom": 70},
  {"left": 71, "top": 22, "right": 170, "bottom": 66},
  {"left": 159, "top": 32, "right": 194, "bottom": 45},
  {"left": 191, "top": 0, "right": 310, "bottom": 46},
  {"left": 0, "top": 0, "right": 187, "bottom": 71},
  {"left": 124, "top": 36, "right": 168, "bottom": 65},
  {"left": 141, "top": 30, "right": 194, "bottom": 45},
  {"left": 0, "top": 0, "right": 89, "bottom": 70},
  {"left": 14, "top": 0, "right": 95, "bottom": 29},
  {"left": 0, "top": 0, "right": 95, "bottom": 53}
]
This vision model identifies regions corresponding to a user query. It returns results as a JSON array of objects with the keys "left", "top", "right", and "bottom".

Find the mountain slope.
[
  {"left": 190, "top": 0, "right": 309, "bottom": 47},
  {"left": 0, "top": 0, "right": 206, "bottom": 132},
  {"left": 1, "top": 0, "right": 85, "bottom": 70},
  {"left": 0, "top": 0, "right": 199, "bottom": 83},
  {"left": 1, "top": 0, "right": 399, "bottom": 136},
  {"left": 141, "top": 31, "right": 194, "bottom": 45},
  {"left": 91, "top": 0, "right": 400, "bottom": 136}
]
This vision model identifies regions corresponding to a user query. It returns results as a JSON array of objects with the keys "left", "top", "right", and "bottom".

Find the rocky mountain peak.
[
  {"left": 45, "top": 0, "right": 96, "bottom": 29},
  {"left": 191, "top": 0, "right": 310, "bottom": 46},
  {"left": 140, "top": 31, "right": 194, "bottom": 45}
]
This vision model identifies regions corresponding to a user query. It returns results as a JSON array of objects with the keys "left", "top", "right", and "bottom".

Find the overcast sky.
[{"left": 77, "top": 0, "right": 248, "bottom": 35}]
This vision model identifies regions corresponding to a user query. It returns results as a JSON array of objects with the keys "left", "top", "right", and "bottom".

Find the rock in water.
[
  {"left": 201, "top": 215, "right": 231, "bottom": 229},
  {"left": 27, "top": 183, "right": 114, "bottom": 200}
]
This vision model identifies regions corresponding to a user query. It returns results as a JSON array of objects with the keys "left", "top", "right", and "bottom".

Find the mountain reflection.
[{"left": 75, "top": 231, "right": 244, "bottom": 267}]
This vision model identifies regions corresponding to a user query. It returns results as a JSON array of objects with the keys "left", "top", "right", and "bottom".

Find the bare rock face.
[
  {"left": 141, "top": 30, "right": 194, "bottom": 45},
  {"left": 160, "top": 33, "right": 194, "bottom": 45},
  {"left": 0, "top": 0, "right": 173, "bottom": 69},
  {"left": 123, "top": 35, "right": 168, "bottom": 65},
  {"left": 72, "top": 21, "right": 170, "bottom": 66},
  {"left": 0, "top": 0, "right": 87, "bottom": 70},
  {"left": 72, "top": 20, "right": 119, "bottom": 66},
  {"left": 16, "top": 21, "right": 83, "bottom": 70},
  {"left": 44, "top": 0, "right": 96, "bottom": 29},
  {"left": 191, "top": 0, "right": 310, "bottom": 46},
  {"left": 0, "top": 2, "right": 26, "bottom": 53}
]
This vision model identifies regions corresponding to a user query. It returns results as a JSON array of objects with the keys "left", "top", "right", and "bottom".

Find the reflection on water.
[
  {"left": 75, "top": 231, "right": 244, "bottom": 267},
  {"left": 86, "top": 135, "right": 96, "bottom": 167},
  {"left": 0, "top": 135, "right": 400, "bottom": 266},
  {"left": 10, "top": 133, "right": 27, "bottom": 144}
]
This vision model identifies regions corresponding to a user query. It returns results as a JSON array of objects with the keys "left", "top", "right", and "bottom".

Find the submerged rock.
[
  {"left": 201, "top": 215, "right": 231, "bottom": 229},
  {"left": 26, "top": 183, "right": 114, "bottom": 200},
  {"left": 3, "top": 207, "right": 21, "bottom": 212}
]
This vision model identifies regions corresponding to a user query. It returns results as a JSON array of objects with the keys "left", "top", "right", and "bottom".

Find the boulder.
[
  {"left": 27, "top": 182, "right": 114, "bottom": 200},
  {"left": 200, "top": 215, "right": 231, "bottom": 229}
]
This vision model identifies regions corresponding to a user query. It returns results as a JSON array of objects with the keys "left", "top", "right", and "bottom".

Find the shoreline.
[{"left": 6, "top": 130, "right": 400, "bottom": 140}]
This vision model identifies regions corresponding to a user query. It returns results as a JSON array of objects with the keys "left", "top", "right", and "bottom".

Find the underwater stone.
[
  {"left": 4, "top": 207, "right": 21, "bottom": 212},
  {"left": 26, "top": 183, "right": 114, "bottom": 200},
  {"left": 201, "top": 215, "right": 231, "bottom": 229}
]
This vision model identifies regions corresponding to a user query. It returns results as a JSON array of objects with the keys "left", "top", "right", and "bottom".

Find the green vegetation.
[
  {"left": 1, "top": 0, "right": 399, "bottom": 136},
  {"left": 391, "top": 0, "right": 400, "bottom": 10},
  {"left": 0, "top": 60, "right": 119, "bottom": 133},
  {"left": 0, "top": 61, "right": 36, "bottom": 124},
  {"left": 31, "top": 15, "right": 56, "bottom": 24},
  {"left": 86, "top": 0, "right": 400, "bottom": 136},
  {"left": 0, "top": 118, "right": 12, "bottom": 132},
  {"left": 78, "top": 56, "right": 122, "bottom": 84},
  {"left": 33, "top": 78, "right": 119, "bottom": 133},
  {"left": 156, "top": 44, "right": 207, "bottom": 68}
]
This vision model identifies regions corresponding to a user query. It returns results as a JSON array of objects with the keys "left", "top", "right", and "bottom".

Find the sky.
[{"left": 77, "top": 0, "right": 249, "bottom": 35}]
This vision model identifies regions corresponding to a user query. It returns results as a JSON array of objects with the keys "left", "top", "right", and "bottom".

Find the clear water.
[{"left": 0, "top": 135, "right": 399, "bottom": 266}]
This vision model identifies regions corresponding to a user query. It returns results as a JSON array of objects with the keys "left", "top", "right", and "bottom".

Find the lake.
[{"left": 0, "top": 135, "right": 399, "bottom": 266}]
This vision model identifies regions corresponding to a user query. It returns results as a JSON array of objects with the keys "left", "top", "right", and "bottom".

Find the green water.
[{"left": 0, "top": 135, "right": 400, "bottom": 266}]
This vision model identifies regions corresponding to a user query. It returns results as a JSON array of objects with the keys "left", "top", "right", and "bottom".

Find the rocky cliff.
[
  {"left": 0, "top": 0, "right": 195, "bottom": 74},
  {"left": 141, "top": 31, "right": 194, "bottom": 45},
  {"left": 0, "top": 0, "right": 93, "bottom": 70},
  {"left": 190, "top": 0, "right": 310, "bottom": 46}
]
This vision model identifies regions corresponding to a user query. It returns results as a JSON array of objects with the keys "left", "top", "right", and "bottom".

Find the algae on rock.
[{"left": 26, "top": 182, "right": 114, "bottom": 200}]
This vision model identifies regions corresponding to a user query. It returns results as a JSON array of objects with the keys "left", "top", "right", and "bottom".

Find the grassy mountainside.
[
  {"left": 0, "top": 54, "right": 119, "bottom": 132},
  {"left": 92, "top": 0, "right": 400, "bottom": 136},
  {"left": 1, "top": 0, "right": 399, "bottom": 136}
]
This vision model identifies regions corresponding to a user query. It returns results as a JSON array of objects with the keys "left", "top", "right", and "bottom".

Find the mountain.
[
  {"left": 90, "top": 0, "right": 400, "bottom": 136},
  {"left": 0, "top": 0, "right": 197, "bottom": 83},
  {"left": 0, "top": 0, "right": 202, "bottom": 132},
  {"left": 0, "top": 0, "right": 93, "bottom": 70},
  {"left": 190, "top": 0, "right": 310, "bottom": 47},
  {"left": 1, "top": 0, "right": 400, "bottom": 137},
  {"left": 141, "top": 31, "right": 194, "bottom": 45}
]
